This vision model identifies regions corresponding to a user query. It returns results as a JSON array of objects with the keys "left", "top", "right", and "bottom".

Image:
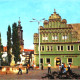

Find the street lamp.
[{"left": 30, "top": 18, "right": 45, "bottom": 69}]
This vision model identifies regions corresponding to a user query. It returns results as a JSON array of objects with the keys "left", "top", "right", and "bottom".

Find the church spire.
[{"left": 18, "top": 17, "right": 21, "bottom": 25}]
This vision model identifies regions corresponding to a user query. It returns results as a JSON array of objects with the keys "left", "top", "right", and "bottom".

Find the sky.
[{"left": 0, "top": 0, "right": 80, "bottom": 49}]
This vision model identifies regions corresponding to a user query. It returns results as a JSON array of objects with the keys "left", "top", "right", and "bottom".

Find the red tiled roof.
[{"left": 24, "top": 49, "right": 34, "bottom": 52}]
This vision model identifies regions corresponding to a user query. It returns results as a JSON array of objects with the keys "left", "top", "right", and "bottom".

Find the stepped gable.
[{"left": 49, "top": 10, "right": 61, "bottom": 21}]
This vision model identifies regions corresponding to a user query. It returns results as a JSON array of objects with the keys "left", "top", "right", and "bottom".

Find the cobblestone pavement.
[{"left": 0, "top": 68, "right": 80, "bottom": 79}]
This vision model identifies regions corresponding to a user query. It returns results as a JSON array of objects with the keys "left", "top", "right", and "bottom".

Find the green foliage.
[
  {"left": 7, "top": 25, "right": 12, "bottom": 65},
  {"left": 0, "top": 33, "right": 3, "bottom": 53},
  {"left": 0, "top": 53, "right": 2, "bottom": 58},
  {"left": 1, "top": 61, "right": 8, "bottom": 66},
  {"left": 12, "top": 23, "right": 21, "bottom": 63}
]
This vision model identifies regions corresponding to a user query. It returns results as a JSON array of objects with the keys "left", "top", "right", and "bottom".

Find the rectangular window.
[
  {"left": 71, "top": 46, "right": 73, "bottom": 50},
  {"left": 61, "top": 46, "right": 63, "bottom": 51},
  {"left": 67, "top": 45, "right": 74, "bottom": 51},
  {"left": 78, "top": 45, "right": 80, "bottom": 51},
  {"left": 46, "top": 58, "right": 50, "bottom": 63},
  {"left": 51, "top": 46, "right": 53, "bottom": 51},
  {"left": 57, "top": 46, "right": 63, "bottom": 51},
  {"left": 68, "top": 46, "right": 70, "bottom": 51},
  {"left": 68, "top": 58, "right": 72, "bottom": 63},
  {"left": 40, "top": 58, "right": 43, "bottom": 63},
  {"left": 52, "top": 35, "right": 58, "bottom": 40},
  {"left": 47, "top": 46, "right": 49, "bottom": 51},
  {"left": 55, "top": 36, "right": 58, "bottom": 40},
  {"left": 57, "top": 46, "right": 60, "bottom": 51},
  {"left": 42, "top": 36, "right": 48, "bottom": 40},
  {"left": 65, "top": 36, "right": 67, "bottom": 39},
  {"left": 62, "top": 36, "right": 65, "bottom": 40},
  {"left": 42, "top": 46, "right": 44, "bottom": 51},
  {"left": 52, "top": 36, "right": 55, "bottom": 40},
  {"left": 62, "top": 35, "right": 67, "bottom": 40},
  {"left": 45, "top": 37, "right": 48, "bottom": 40}
]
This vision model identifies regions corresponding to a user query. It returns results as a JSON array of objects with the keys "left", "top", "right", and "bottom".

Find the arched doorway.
[{"left": 56, "top": 58, "right": 61, "bottom": 66}]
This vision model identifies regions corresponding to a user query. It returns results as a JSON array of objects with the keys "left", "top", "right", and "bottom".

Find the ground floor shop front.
[{"left": 34, "top": 54, "right": 80, "bottom": 68}]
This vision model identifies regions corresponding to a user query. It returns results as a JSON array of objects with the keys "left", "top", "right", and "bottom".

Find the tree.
[
  {"left": 0, "top": 33, "right": 3, "bottom": 53},
  {"left": 7, "top": 25, "right": 12, "bottom": 65},
  {"left": 12, "top": 23, "right": 21, "bottom": 63}
]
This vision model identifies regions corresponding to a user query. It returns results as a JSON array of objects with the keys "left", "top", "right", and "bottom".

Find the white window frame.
[
  {"left": 47, "top": 46, "right": 49, "bottom": 51},
  {"left": 46, "top": 46, "right": 53, "bottom": 51},
  {"left": 57, "top": 45, "right": 64, "bottom": 51},
  {"left": 62, "top": 35, "right": 68, "bottom": 40},
  {"left": 50, "top": 46, "right": 53, "bottom": 51},
  {"left": 41, "top": 46, "right": 44, "bottom": 51},
  {"left": 78, "top": 45, "right": 80, "bottom": 51},
  {"left": 67, "top": 58, "right": 73, "bottom": 64},
  {"left": 67, "top": 45, "right": 74, "bottom": 51},
  {"left": 52, "top": 35, "right": 58, "bottom": 40},
  {"left": 42, "top": 36, "right": 48, "bottom": 40},
  {"left": 38, "top": 46, "right": 44, "bottom": 51}
]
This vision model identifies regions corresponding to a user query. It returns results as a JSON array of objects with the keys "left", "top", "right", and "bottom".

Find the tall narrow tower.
[{"left": 17, "top": 18, "right": 24, "bottom": 51}]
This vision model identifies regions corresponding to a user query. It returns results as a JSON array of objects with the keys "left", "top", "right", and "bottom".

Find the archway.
[{"left": 56, "top": 58, "right": 61, "bottom": 66}]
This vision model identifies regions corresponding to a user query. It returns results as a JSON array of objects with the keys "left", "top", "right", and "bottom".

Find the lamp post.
[{"left": 30, "top": 18, "right": 45, "bottom": 69}]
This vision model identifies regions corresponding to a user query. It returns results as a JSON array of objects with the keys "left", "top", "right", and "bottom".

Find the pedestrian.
[
  {"left": 18, "top": 64, "right": 22, "bottom": 75},
  {"left": 41, "top": 64, "right": 43, "bottom": 70},
  {"left": 48, "top": 62, "right": 51, "bottom": 74},
  {"left": 26, "top": 64, "right": 29, "bottom": 74},
  {"left": 27, "top": 64, "right": 30, "bottom": 69},
  {"left": 63, "top": 63, "right": 66, "bottom": 73},
  {"left": 61, "top": 63, "right": 64, "bottom": 73},
  {"left": 34, "top": 64, "right": 36, "bottom": 69},
  {"left": 59, "top": 64, "right": 61, "bottom": 72},
  {"left": 67, "top": 63, "right": 71, "bottom": 73}
]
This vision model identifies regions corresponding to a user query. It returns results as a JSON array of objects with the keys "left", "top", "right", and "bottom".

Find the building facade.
[
  {"left": 34, "top": 10, "right": 80, "bottom": 68},
  {"left": 22, "top": 49, "right": 34, "bottom": 66}
]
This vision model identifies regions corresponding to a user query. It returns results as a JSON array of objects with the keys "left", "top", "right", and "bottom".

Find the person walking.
[
  {"left": 67, "top": 63, "right": 71, "bottom": 73},
  {"left": 61, "top": 63, "right": 64, "bottom": 73},
  {"left": 41, "top": 64, "right": 43, "bottom": 70},
  {"left": 34, "top": 64, "right": 36, "bottom": 69},
  {"left": 48, "top": 62, "right": 51, "bottom": 74},
  {"left": 63, "top": 63, "right": 66, "bottom": 73},
  {"left": 18, "top": 64, "right": 22, "bottom": 75},
  {"left": 59, "top": 64, "right": 61, "bottom": 72},
  {"left": 26, "top": 64, "right": 29, "bottom": 74}
]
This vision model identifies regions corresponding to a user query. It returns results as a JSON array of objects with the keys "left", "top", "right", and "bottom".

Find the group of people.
[
  {"left": 47, "top": 62, "right": 71, "bottom": 74},
  {"left": 18, "top": 64, "right": 29, "bottom": 75},
  {"left": 18, "top": 62, "right": 71, "bottom": 75},
  {"left": 18, "top": 64, "right": 38, "bottom": 74},
  {"left": 59, "top": 63, "right": 71, "bottom": 73}
]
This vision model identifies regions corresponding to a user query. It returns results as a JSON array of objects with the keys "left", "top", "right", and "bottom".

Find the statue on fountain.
[{"left": 10, "top": 48, "right": 15, "bottom": 66}]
